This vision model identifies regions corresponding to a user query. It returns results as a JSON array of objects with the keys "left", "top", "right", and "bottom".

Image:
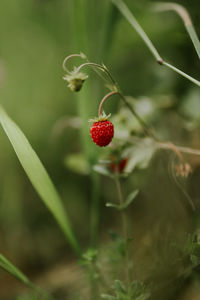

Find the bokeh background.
[{"left": 0, "top": 0, "right": 200, "bottom": 299}]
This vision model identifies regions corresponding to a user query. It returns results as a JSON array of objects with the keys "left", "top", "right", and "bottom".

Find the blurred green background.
[{"left": 0, "top": 0, "right": 200, "bottom": 299}]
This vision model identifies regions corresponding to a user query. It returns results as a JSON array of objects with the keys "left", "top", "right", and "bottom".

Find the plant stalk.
[
  {"left": 110, "top": 0, "right": 200, "bottom": 88},
  {"left": 115, "top": 177, "right": 131, "bottom": 284},
  {"left": 153, "top": 2, "right": 200, "bottom": 60}
]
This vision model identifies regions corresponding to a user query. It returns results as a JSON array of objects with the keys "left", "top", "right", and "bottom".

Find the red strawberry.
[
  {"left": 109, "top": 158, "right": 128, "bottom": 173},
  {"left": 90, "top": 120, "right": 114, "bottom": 147}
]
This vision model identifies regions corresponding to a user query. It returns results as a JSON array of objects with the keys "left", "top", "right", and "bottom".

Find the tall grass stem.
[{"left": 110, "top": 0, "right": 200, "bottom": 88}]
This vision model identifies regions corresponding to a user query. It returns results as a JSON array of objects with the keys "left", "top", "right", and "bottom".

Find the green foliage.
[
  {"left": 106, "top": 189, "right": 139, "bottom": 210},
  {"left": 1, "top": 0, "right": 200, "bottom": 298},
  {"left": 0, "top": 253, "right": 30, "bottom": 286},
  {"left": 102, "top": 280, "right": 150, "bottom": 300},
  {"left": 82, "top": 248, "right": 98, "bottom": 264},
  {"left": 124, "top": 139, "right": 156, "bottom": 173},
  {"left": 0, "top": 254, "right": 51, "bottom": 300},
  {"left": 0, "top": 106, "right": 80, "bottom": 255}
]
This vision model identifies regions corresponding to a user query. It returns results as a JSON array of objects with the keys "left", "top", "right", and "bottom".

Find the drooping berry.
[
  {"left": 90, "top": 120, "right": 114, "bottom": 147},
  {"left": 63, "top": 71, "right": 88, "bottom": 92},
  {"left": 109, "top": 158, "right": 128, "bottom": 173}
]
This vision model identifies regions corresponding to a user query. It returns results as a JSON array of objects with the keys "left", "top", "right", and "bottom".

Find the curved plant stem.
[
  {"left": 169, "top": 156, "right": 196, "bottom": 211},
  {"left": 110, "top": 0, "right": 200, "bottom": 88},
  {"left": 62, "top": 53, "right": 87, "bottom": 73},
  {"left": 153, "top": 2, "right": 200, "bottom": 60},
  {"left": 76, "top": 62, "right": 118, "bottom": 88},
  {"left": 98, "top": 90, "right": 157, "bottom": 140},
  {"left": 117, "top": 92, "right": 158, "bottom": 140},
  {"left": 98, "top": 91, "right": 118, "bottom": 117},
  {"left": 157, "top": 142, "right": 200, "bottom": 156},
  {"left": 115, "top": 177, "right": 131, "bottom": 284}
]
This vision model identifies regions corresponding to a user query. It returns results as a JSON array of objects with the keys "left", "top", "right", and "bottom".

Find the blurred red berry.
[
  {"left": 110, "top": 158, "right": 128, "bottom": 173},
  {"left": 90, "top": 120, "right": 114, "bottom": 147}
]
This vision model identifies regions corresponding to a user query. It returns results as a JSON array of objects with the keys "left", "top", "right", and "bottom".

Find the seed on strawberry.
[{"left": 90, "top": 120, "right": 114, "bottom": 147}]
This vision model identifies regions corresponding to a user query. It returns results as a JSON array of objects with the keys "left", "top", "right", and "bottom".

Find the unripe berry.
[
  {"left": 63, "top": 71, "right": 88, "bottom": 92},
  {"left": 90, "top": 120, "right": 114, "bottom": 147}
]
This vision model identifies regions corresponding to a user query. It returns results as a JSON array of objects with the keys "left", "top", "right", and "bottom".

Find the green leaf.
[
  {"left": 0, "top": 253, "right": 30, "bottom": 286},
  {"left": 0, "top": 106, "right": 81, "bottom": 256},
  {"left": 121, "top": 190, "right": 139, "bottom": 210},
  {"left": 0, "top": 253, "right": 52, "bottom": 299},
  {"left": 114, "top": 280, "right": 126, "bottom": 294},
  {"left": 106, "top": 202, "right": 120, "bottom": 209},
  {"left": 93, "top": 164, "right": 112, "bottom": 177},
  {"left": 124, "top": 138, "right": 156, "bottom": 173},
  {"left": 82, "top": 248, "right": 98, "bottom": 262},
  {"left": 190, "top": 254, "right": 200, "bottom": 266},
  {"left": 136, "top": 293, "right": 151, "bottom": 300},
  {"left": 106, "top": 190, "right": 139, "bottom": 211}
]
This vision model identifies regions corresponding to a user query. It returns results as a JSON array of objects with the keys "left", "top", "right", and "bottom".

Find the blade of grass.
[
  {"left": 110, "top": 0, "right": 162, "bottom": 62},
  {"left": 0, "top": 253, "right": 52, "bottom": 299},
  {"left": 69, "top": 0, "right": 101, "bottom": 248},
  {"left": 153, "top": 2, "right": 200, "bottom": 60},
  {"left": 162, "top": 61, "right": 200, "bottom": 87},
  {"left": 0, "top": 106, "right": 81, "bottom": 256},
  {"left": 0, "top": 253, "right": 30, "bottom": 286},
  {"left": 110, "top": 0, "right": 200, "bottom": 88}
]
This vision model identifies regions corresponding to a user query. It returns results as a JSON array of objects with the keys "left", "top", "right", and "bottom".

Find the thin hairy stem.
[
  {"left": 98, "top": 91, "right": 157, "bottom": 140},
  {"left": 118, "top": 92, "right": 158, "bottom": 140},
  {"left": 98, "top": 91, "right": 118, "bottom": 116},
  {"left": 169, "top": 157, "right": 196, "bottom": 211},
  {"left": 158, "top": 142, "right": 200, "bottom": 156},
  {"left": 62, "top": 53, "right": 86, "bottom": 73},
  {"left": 76, "top": 62, "right": 117, "bottom": 88},
  {"left": 163, "top": 142, "right": 184, "bottom": 162}
]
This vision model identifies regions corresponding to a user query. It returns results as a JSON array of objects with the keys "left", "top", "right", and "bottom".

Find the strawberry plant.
[{"left": 1, "top": 0, "right": 200, "bottom": 299}]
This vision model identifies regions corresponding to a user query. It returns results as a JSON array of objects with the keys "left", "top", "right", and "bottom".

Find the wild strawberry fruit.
[
  {"left": 90, "top": 120, "right": 114, "bottom": 147},
  {"left": 109, "top": 158, "right": 128, "bottom": 173}
]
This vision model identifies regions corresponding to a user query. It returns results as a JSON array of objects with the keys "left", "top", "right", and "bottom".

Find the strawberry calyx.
[
  {"left": 88, "top": 112, "right": 111, "bottom": 123},
  {"left": 63, "top": 67, "right": 88, "bottom": 92}
]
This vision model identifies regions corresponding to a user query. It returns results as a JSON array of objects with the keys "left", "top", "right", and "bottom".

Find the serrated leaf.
[
  {"left": 0, "top": 106, "right": 80, "bottom": 255},
  {"left": 114, "top": 280, "right": 126, "bottom": 294}
]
